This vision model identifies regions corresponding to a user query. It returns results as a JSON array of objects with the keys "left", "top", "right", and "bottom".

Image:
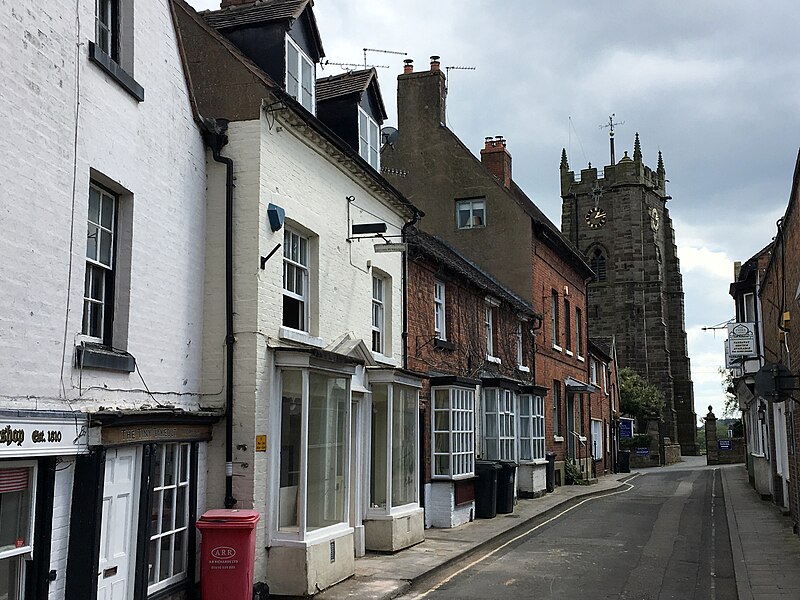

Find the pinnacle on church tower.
[
  {"left": 560, "top": 148, "right": 569, "bottom": 170},
  {"left": 633, "top": 132, "right": 642, "bottom": 162},
  {"left": 657, "top": 150, "right": 665, "bottom": 174}
]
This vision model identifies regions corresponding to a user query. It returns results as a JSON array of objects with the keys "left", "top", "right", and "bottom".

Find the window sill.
[
  {"left": 434, "top": 337, "right": 456, "bottom": 351},
  {"left": 75, "top": 343, "right": 135, "bottom": 373},
  {"left": 88, "top": 42, "right": 144, "bottom": 102},
  {"left": 553, "top": 435, "right": 564, "bottom": 442},
  {"left": 486, "top": 355, "right": 501, "bottom": 365},
  {"left": 564, "top": 349, "right": 574, "bottom": 357},
  {"left": 517, "top": 365, "right": 530, "bottom": 373},
  {"left": 577, "top": 355, "right": 585, "bottom": 363},
  {"left": 552, "top": 344, "right": 563, "bottom": 353},
  {"left": 372, "top": 352, "right": 398, "bottom": 367},
  {"left": 279, "top": 326, "right": 326, "bottom": 348}
]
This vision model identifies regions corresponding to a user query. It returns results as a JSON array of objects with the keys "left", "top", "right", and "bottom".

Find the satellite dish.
[
  {"left": 754, "top": 362, "right": 793, "bottom": 402},
  {"left": 381, "top": 126, "right": 399, "bottom": 147}
]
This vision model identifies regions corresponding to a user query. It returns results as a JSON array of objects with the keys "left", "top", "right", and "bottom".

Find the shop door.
[
  {"left": 97, "top": 447, "right": 139, "bottom": 600},
  {"left": 349, "top": 393, "right": 366, "bottom": 557}
]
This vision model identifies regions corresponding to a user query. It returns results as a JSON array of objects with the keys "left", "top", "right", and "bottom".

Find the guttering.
[{"left": 204, "top": 117, "right": 237, "bottom": 509}]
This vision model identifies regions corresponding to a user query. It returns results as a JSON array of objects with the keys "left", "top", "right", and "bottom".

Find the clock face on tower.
[{"left": 585, "top": 206, "right": 607, "bottom": 229}]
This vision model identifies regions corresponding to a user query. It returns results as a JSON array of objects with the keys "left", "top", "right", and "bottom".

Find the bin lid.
[
  {"left": 475, "top": 460, "right": 501, "bottom": 469},
  {"left": 196, "top": 509, "right": 261, "bottom": 528}
]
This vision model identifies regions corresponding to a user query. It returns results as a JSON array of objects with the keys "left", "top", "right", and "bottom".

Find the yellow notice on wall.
[{"left": 255, "top": 435, "right": 267, "bottom": 452}]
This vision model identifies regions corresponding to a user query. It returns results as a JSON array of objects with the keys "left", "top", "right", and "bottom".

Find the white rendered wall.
[
  {"left": 0, "top": 0, "right": 208, "bottom": 412},
  {"left": 424, "top": 482, "right": 474, "bottom": 529}
]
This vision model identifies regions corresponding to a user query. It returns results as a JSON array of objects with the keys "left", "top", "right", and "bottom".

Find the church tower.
[{"left": 560, "top": 132, "right": 699, "bottom": 455}]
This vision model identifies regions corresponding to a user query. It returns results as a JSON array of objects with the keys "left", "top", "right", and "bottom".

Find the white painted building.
[
  {"left": 173, "top": 0, "right": 425, "bottom": 595},
  {"left": 0, "top": 0, "right": 214, "bottom": 598}
]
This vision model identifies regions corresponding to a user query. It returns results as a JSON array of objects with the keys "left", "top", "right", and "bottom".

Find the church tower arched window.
[{"left": 590, "top": 247, "right": 607, "bottom": 282}]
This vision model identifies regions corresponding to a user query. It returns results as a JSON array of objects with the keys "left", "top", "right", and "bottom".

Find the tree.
[
  {"left": 619, "top": 367, "right": 665, "bottom": 425},
  {"left": 718, "top": 367, "right": 740, "bottom": 417}
]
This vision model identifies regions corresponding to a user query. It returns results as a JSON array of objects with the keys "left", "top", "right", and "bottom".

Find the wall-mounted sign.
[
  {"left": 255, "top": 435, "right": 267, "bottom": 452},
  {"left": 727, "top": 322, "right": 756, "bottom": 357},
  {"left": 102, "top": 424, "right": 211, "bottom": 446},
  {"left": 0, "top": 415, "right": 89, "bottom": 457},
  {"left": 718, "top": 439, "right": 733, "bottom": 451},
  {"left": 619, "top": 419, "right": 633, "bottom": 438},
  {"left": 635, "top": 447, "right": 649, "bottom": 456}
]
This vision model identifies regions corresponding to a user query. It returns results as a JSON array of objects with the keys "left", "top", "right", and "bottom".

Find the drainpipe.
[
  {"left": 401, "top": 208, "right": 422, "bottom": 371},
  {"left": 204, "top": 118, "right": 237, "bottom": 509}
]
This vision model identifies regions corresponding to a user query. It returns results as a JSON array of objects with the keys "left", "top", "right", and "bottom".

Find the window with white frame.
[
  {"left": 370, "top": 383, "right": 419, "bottom": 511},
  {"left": 591, "top": 419, "right": 603, "bottom": 460},
  {"left": 456, "top": 198, "right": 486, "bottom": 229},
  {"left": 575, "top": 307, "right": 583, "bottom": 357},
  {"left": 590, "top": 358, "right": 599, "bottom": 385},
  {"left": 434, "top": 280, "right": 446, "bottom": 340},
  {"left": 741, "top": 292, "right": 756, "bottom": 323},
  {"left": 278, "top": 369, "right": 349, "bottom": 534},
  {"left": 147, "top": 444, "right": 191, "bottom": 594},
  {"left": 519, "top": 394, "right": 545, "bottom": 462},
  {"left": 0, "top": 465, "right": 34, "bottom": 600},
  {"left": 372, "top": 275, "right": 385, "bottom": 353},
  {"left": 83, "top": 183, "right": 117, "bottom": 343},
  {"left": 283, "top": 228, "right": 309, "bottom": 331},
  {"left": 516, "top": 321, "right": 527, "bottom": 367},
  {"left": 286, "top": 36, "right": 315, "bottom": 113},
  {"left": 432, "top": 387, "right": 475, "bottom": 479},
  {"left": 564, "top": 299, "right": 571, "bottom": 352},
  {"left": 358, "top": 107, "right": 380, "bottom": 170},
  {"left": 483, "top": 388, "right": 515, "bottom": 461}
]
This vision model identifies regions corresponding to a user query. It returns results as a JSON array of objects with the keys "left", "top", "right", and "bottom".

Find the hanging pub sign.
[
  {"left": 727, "top": 322, "right": 756, "bottom": 357},
  {"left": 0, "top": 415, "right": 89, "bottom": 457}
]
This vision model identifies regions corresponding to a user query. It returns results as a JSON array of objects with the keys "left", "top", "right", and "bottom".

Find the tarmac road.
[{"left": 399, "top": 465, "right": 737, "bottom": 600}]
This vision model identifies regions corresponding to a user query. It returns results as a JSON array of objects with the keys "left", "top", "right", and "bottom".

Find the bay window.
[
  {"left": 0, "top": 465, "right": 34, "bottom": 600},
  {"left": 519, "top": 394, "right": 545, "bottom": 462},
  {"left": 369, "top": 378, "right": 420, "bottom": 513},
  {"left": 483, "top": 388, "right": 515, "bottom": 461},
  {"left": 277, "top": 365, "right": 350, "bottom": 537},
  {"left": 432, "top": 387, "right": 475, "bottom": 479}
]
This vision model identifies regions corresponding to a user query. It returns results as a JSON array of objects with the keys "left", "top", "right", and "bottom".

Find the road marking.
[{"left": 406, "top": 476, "right": 641, "bottom": 600}]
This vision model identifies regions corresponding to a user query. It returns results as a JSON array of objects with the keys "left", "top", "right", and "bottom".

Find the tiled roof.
[
  {"left": 316, "top": 69, "right": 374, "bottom": 102},
  {"left": 407, "top": 228, "right": 539, "bottom": 319},
  {"left": 202, "top": 0, "right": 308, "bottom": 29}
]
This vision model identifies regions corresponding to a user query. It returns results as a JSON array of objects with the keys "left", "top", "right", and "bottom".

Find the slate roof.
[
  {"left": 202, "top": 0, "right": 308, "bottom": 30},
  {"left": 407, "top": 228, "right": 539, "bottom": 319},
  {"left": 316, "top": 68, "right": 388, "bottom": 120}
]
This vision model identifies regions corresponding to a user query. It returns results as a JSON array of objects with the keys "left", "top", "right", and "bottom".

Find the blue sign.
[
  {"left": 635, "top": 447, "right": 649, "bottom": 456},
  {"left": 718, "top": 440, "right": 733, "bottom": 451},
  {"left": 619, "top": 420, "right": 633, "bottom": 438}
]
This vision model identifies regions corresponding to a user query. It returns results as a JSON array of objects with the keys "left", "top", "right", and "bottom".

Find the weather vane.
[{"left": 599, "top": 113, "right": 624, "bottom": 164}]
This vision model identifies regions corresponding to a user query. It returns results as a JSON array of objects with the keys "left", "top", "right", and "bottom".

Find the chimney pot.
[
  {"left": 430, "top": 55, "right": 441, "bottom": 71},
  {"left": 403, "top": 59, "right": 414, "bottom": 74}
]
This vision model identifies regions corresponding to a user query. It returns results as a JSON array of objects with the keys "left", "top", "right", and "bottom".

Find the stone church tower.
[{"left": 560, "top": 134, "right": 699, "bottom": 455}]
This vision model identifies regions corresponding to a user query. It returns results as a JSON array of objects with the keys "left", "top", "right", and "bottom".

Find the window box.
[{"left": 75, "top": 342, "right": 135, "bottom": 373}]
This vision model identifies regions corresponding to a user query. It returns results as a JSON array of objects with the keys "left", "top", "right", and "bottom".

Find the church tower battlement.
[{"left": 560, "top": 133, "right": 699, "bottom": 455}]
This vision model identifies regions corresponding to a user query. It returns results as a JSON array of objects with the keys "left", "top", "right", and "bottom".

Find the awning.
[{"left": 564, "top": 376, "right": 601, "bottom": 393}]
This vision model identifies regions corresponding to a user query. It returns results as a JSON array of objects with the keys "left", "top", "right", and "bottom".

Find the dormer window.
[
  {"left": 358, "top": 107, "right": 380, "bottom": 170},
  {"left": 286, "top": 36, "right": 315, "bottom": 113}
]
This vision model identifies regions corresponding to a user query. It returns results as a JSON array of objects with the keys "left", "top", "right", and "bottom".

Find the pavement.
[{"left": 312, "top": 457, "right": 800, "bottom": 600}]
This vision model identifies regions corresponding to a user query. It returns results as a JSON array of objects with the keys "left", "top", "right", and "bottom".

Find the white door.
[{"left": 97, "top": 447, "right": 139, "bottom": 600}]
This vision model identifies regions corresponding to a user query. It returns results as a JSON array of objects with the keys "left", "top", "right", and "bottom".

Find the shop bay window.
[
  {"left": 278, "top": 368, "right": 350, "bottom": 535},
  {"left": 432, "top": 387, "right": 475, "bottom": 479},
  {"left": 483, "top": 388, "right": 515, "bottom": 461},
  {"left": 370, "top": 381, "right": 420, "bottom": 512},
  {"left": 0, "top": 465, "right": 34, "bottom": 600},
  {"left": 519, "top": 394, "right": 545, "bottom": 462}
]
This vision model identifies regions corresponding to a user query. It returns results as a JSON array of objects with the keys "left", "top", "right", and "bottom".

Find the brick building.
[
  {"left": 405, "top": 228, "right": 544, "bottom": 526},
  {"left": 587, "top": 339, "right": 620, "bottom": 477},
  {"left": 560, "top": 137, "right": 699, "bottom": 456},
  {"left": 382, "top": 58, "right": 597, "bottom": 486},
  {"left": 757, "top": 150, "right": 800, "bottom": 529}
]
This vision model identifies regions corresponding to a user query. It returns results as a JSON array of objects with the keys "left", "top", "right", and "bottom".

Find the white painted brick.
[{"left": 424, "top": 482, "right": 474, "bottom": 528}]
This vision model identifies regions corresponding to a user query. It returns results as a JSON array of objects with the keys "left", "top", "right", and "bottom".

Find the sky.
[{"left": 189, "top": 0, "right": 800, "bottom": 423}]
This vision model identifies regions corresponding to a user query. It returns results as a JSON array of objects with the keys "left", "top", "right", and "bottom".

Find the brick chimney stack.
[
  {"left": 396, "top": 54, "right": 447, "bottom": 130},
  {"left": 480, "top": 135, "right": 512, "bottom": 188}
]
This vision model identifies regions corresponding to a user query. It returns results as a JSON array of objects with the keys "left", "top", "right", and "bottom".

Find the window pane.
[
  {"left": 89, "top": 187, "right": 101, "bottom": 222},
  {"left": 101, "top": 193, "right": 114, "bottom": 229},
  {"left": 279, "top": 371, "right": 302, "bottom": 531},
  {"left": 175, "top": 486, "right": 186, "bottom": 529},
  {"left": 458, "top": 206, "right": 470, "bottom": 228},
  {"left": 370, "top": 385, "right": 388, "bottom": 509},
  {"left": 147, "top": 538, "right": 159, "bottom": 584},
  {"left": 307, "top": 373, "right": 347, "bottom": 530},
  {"left": 173, "top": 530, "right": 186, "bottom": 576},
  {"left": 472, "top": 206, "right": 484, "bottom": 226},
  {"left": 392, "top": 386, "right": 417, "bottom": 507},
  {"left": 163, "top": 445, "right": 176, "bottom": 486},
  {"left": 87, "top": 224, "right": 99, "bottom": 261},
  {"left": 159, "top": 536, "right": 173, "bottom": 581},
  {"left": 99, "top": 230, "right": 112, "bottom": 266},
  {"left": 161, "top": 488, "right": 175, "bottom": 533}
]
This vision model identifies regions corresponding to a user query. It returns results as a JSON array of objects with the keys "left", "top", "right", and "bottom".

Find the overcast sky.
[{"left": 189, "top": 0, "right": 800, "bottom": 423}]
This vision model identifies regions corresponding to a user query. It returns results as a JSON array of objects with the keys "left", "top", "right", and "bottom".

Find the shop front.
[{"left": 0, "top": 410, "right": 89, "bottom": 600}]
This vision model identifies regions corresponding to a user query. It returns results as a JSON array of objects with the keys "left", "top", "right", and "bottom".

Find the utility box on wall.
[{"left": 196, "top": 509, "right": 260, "bottom": 599}]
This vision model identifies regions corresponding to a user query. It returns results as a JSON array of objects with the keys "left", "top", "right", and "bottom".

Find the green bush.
[{"left": 620, "top": 434, "right": 651, "bottom": 449}]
